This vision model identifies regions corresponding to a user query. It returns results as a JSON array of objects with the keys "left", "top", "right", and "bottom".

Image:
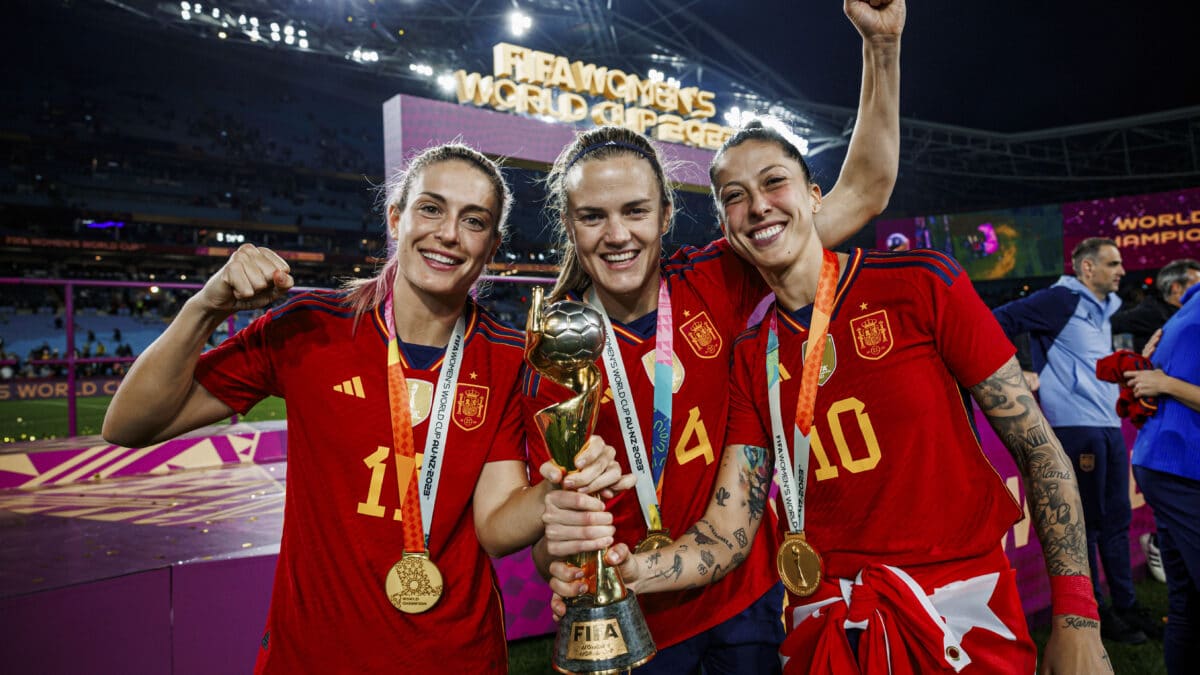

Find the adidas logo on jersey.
[{"left": 333, "top": 376, "right": 365, "bottom": 398}]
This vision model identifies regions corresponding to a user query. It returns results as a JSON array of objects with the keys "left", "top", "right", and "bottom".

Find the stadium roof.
[{"left": 21, "top": 0, "right": 1200, "bottom": 214}]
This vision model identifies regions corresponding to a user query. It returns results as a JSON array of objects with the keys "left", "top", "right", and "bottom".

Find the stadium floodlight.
[
  {"left": 437, "top": 73, "right": 455, "bottom": 91},
  {"left": 270, "top": 22, "right": 279, "bottom": 32},
  {"left": 211, "top": 8, "right": 219, "bottom": 18},
  {"left": 238, "top": 14, "right": 245, "bottom": 24},
  {"left": 284, "top": 25, "right": 294, "bottom": 35},
  {"left": 648, "top": 69, "right": 663, "bottom": 82},
  {"left": 667, "top": 77, "right": 680, "bottom": 88},
  {"left": 509, "top": 10, "right": 532, "bottom": 36},
  {"left": 180, "top": 1, "right": 190, "bottom": 10},
  {"left": 181, "top": 10, "right": 191, "bottom": 20},
  {"left": 249, "top": 16, "right": 258, "bottom": 27},
  {"left": 271, "top": 31, "right": 281, "bottom": 42},
  {"left": 193, "top": 4, "right": 202, "bottom": 14},
  {"left": 298, "top": 38, "right": 309, "bottom": 49},
  {"left": 284, "top": 34, "right": 294, "bottom": 45},
  {"left": 218, "top": 30, "right": 227, "bottom": 39},
  {"left": 298, "top": 29, "right": 306, "bottom": 37}
]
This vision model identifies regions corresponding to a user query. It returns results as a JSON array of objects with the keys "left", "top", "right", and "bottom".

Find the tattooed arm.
[
  {"left": 544, "top": 443, "right": 772, "bottom": 601},
  {"left": 969, "top": 356, "right": 1112, "bottom": 674}
]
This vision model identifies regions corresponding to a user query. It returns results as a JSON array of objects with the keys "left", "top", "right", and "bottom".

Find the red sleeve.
[
  {"left": 932, "top": 268, "right": 1017, "bottom": 388},
  {"left": 194, "top": 312, "right": 279, "bottom": 414},
  {"left": 485, "top": 371, "right": 526, "bottom": 464},
  {"left": 724, "top": 327, "right": 771, "bottom": 449}
]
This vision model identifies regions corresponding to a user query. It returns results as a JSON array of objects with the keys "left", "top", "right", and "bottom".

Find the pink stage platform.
[{"left": 0, "top": 422, "right": 554, "bottom": 675}]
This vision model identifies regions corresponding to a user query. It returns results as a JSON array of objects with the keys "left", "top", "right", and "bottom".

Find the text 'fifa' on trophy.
[{"left": 526, "top": 286, "right": 656, "bottom": 675}]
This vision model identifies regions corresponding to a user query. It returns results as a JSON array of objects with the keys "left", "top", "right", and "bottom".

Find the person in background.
[
  {"left": 1112, "top": 258, "right": 1200, "bottom": 584},
  {"left": 1113, "top": 258, "right": 1200, "bottom": 353},
  {"left": 1127, "top": 281, "right": 1200, "bottom": 674}
]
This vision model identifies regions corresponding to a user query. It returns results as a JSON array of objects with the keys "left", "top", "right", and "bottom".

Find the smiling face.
[
  {"left": 563, "top": 154, "right": 670, "bottom": 321},
  {"left": 389, "top": 159, "right": 501, "bottom": 309},
  {"left": 712, "top": 138, "right": 823, "bottom": 277}
]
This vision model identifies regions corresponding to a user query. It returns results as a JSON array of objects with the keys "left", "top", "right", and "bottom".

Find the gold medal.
[
  {"left": 386, "top": 553, "right": 444, "bottom": 614},
  {"left": 634, "top": 529, "right": 673, "bottom": 554},
  {"left": 776, "top": 531, "right": 823, "bottom": 597}
]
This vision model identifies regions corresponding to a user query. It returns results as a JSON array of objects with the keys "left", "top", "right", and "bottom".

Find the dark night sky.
[{"left": 692, "top": 0, "right": 1199, "bottom": 132}]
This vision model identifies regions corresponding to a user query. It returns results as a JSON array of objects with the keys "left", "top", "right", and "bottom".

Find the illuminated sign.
[{"left": 453, "top": 43, "right": 735, "bottom": 150}]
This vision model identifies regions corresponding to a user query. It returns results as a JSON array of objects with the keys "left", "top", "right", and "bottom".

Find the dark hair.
[
  {"left": 1157, "top": 258, "right": 1200, "bottom": 296},
  {"left": 544, "top": 126, "right": 675, "bottom": 302},
  {"left": 1070, "top": 237, "right": 1117, "bottom": 275},
  {"left": 342, "top": 143, "right": 512, "bottom": 316},
  {"left": 708, "top": 117, "right": 812, "bottom": 221}
]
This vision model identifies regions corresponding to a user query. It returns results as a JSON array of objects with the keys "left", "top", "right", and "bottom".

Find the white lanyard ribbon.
[
  {"left": 587, "top": 286, "right": 666, "bottom": 531},
  {"left": 384, "top": 295, "right": 467, "bottom": 548}
]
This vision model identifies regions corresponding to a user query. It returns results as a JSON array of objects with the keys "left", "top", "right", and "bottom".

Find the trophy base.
[{"left": 552, "top": 593, "right": 656, "bottom": 674}]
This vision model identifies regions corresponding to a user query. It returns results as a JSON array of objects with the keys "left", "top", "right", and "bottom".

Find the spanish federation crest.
[
  {"left": 850, "top": 310, "right": 893, "bottom": 361},
  {"left": 680, "top": 311, "right": 722, "bottom": 359},
  {"left": 453, "top": 383, "right": 489, "bottom": 431}
]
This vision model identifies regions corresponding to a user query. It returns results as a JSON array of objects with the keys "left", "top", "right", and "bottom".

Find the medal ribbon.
[
  {"left": 766, "top": 249, "right": 839, "bottom": 534},
  {"left": 383, "top": 293, "right": 468, "bottom": 553},
  {"left": 588, "top": 278, "right": 672, "bottom": 532}
]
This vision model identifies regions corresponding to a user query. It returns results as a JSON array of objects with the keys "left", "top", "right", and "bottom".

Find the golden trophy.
[{"left": 526, "top": 286, "right": 656, "bottom": 674}]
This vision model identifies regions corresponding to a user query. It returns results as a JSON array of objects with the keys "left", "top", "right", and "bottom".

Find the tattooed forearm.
[
  {"left": 971, "top": 357, "right": 1091, "bottom": 578},
  {"left": 740, "top": 445, "right": 771, "bottom": 522},
  {"left": 1063, "top": 617, "right": 1099, "bottom": 630},
  {"left": 630, "top": 445, "right": 765, "bottom": 595}
]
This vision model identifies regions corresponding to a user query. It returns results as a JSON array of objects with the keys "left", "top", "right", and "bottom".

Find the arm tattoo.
[
  {"left": 647, "top": 553, "right": 684, "bottom": 583},
  {"left": 740, "top": 445, "right": 771, "bottom": 522},
  {"left": 715, "top": 486, "right": 730, "bottom": 507},
  {"left": 1063, "top": 617, "right": 1099, "bottom": 630},
  {"left": 971, "top": 358, "right": 1090, "bottom": 577},
  {"left": 734, "top": 528, "right": 748, "bottom": 548}
]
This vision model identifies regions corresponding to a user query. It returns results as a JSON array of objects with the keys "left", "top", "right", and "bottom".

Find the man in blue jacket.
[{"left": 994, "top": 237, "right": 1159, "bottom": 644}]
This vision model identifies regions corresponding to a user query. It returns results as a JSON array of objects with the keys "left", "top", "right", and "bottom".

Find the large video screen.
[
  {"left": 874, "top": 205, "right": 1064, "bottom": 280},
  {"left": 1062, "top": 187, "right": 1200, "bottom": 272}
]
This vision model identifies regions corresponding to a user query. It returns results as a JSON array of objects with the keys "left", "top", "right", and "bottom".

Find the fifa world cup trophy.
[{"left": 526, "top": 286, "right": 655, "bottom": 674}]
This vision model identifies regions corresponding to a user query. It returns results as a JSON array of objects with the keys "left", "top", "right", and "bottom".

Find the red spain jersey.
[
  {"left": 524, "top": 239, "right": 777, "bottom": 649},
  {"left": 196, "top": 292, "right": 526, "bottom": 674},
  {"left": 727, "top": 249, "right": 1023, "bottom": 585}
]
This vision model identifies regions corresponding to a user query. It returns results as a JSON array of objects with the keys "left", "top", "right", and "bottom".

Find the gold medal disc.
[
  {"left": 386, "top": 554, "right": 444, "bottom": 614},
  {"left": 776, "top": 532, "right": 823, "bottom": 597},
  {"left": 634, "top": 529, "right": 674, "bottom": 554}
]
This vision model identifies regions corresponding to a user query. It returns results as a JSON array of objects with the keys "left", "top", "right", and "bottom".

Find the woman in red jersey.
[
  {"left": 527, "top": 2, "right": 904, "bottom": 671},
  {"left": 103, "top": 143, "right": 630, "bottom": 673},
  {"left": 548, "top": 120, "right": 1114, "bottom": 673}
]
